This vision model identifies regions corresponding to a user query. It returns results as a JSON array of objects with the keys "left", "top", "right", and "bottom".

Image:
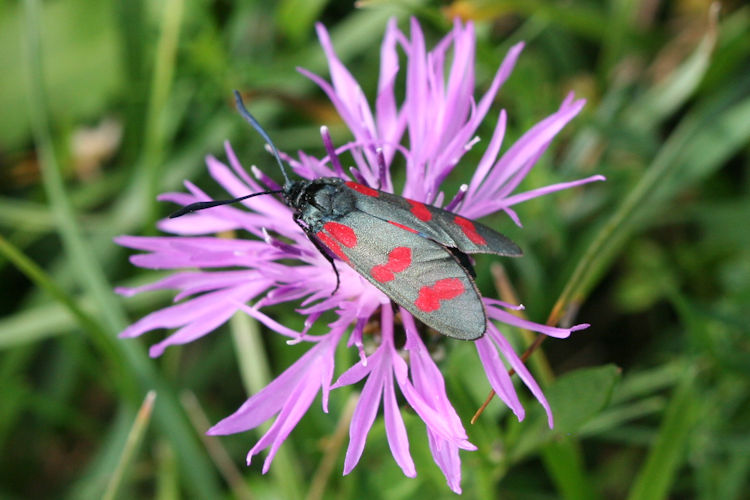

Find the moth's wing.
[
  {"left": 315, "top": 213, "right": 486, "bottom": 340},
  {"left": 343, "top": 182, "right": 522, "bottom": 257},
  {"left": 423, "top": 203, "right": 522, "bottom": 257}
]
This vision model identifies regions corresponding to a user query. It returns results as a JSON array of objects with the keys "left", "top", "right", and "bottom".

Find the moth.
[{"left": 171, "top": 91, "right": 522, "bottom": 340}]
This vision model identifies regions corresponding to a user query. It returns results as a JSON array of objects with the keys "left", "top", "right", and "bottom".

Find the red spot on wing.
[
  {"left": 345, "top": 181, "right": 379, "bottom": 197},
  {"left": 371, "top": 247, "right": 412, "bottom": 283},
  {"left": 414, "top": 278, "right": 465, "bottom": 312},
  {"left": 454, "top": 216, "right": 487, "bottom": 245},
  {"left": 323, "top": 222, "right": 357, "bottom": 247},
  {"left": 388, "top": 220, "right": 418, "bottom": 234},
  {"left": 407, "top": 199, "right": 432, "bottom": 221},
  {"left": 316, "top": 231, "right": 349, "bottom": 263}
]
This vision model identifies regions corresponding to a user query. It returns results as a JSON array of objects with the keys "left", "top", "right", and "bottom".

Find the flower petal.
[
  {"left": 383, "top": 365, "right": 416, "bottom": 477},
  {"left": 343, "top": 347, "right": 385, "bottom": 474},
  {"left": 487, "top": 303, "right": 590, "bottom": 338},
  {"left": 251, "top": 372, "right": 323, "bottom": 472},
  {"left": 208, "top": 338, "right": 336, "bottom": 435},
  {"left": 486, "top": 323, "right": 554, "bottom": 427},
  {"left": 475, "top": 335, "right": 525, "bottom": 421},
  {"left": 428, "top": 431, "right": 463, "bottom": 494}
]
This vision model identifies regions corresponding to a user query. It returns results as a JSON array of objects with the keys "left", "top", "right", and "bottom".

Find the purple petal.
[
  {"left": 500, "top": 174, "right": 607, "bottom": 207},
  {"left": 157, "top": 212, "right": 241, "bottom": 236},
  {"left": 332, "top": 354, "right": 373, "bottom": 389},
  {"left": 118, "top": 285, "right": 258, "bottom": 339},
  {"left": 118, "top": 235, "right": 277, "bottom": 270},
  {"left": 223, "top": 143, "right": 264, "bottom": 190},
  {"left": 402, "top": 311, "right": 471, "bottom": 443},
  {"left": 375, "top": 18, "right": 403, "bottom": 167},
  {"left": 343, "top": 346, "right": 385, "bottom": 474},
  {"left": 428, "top": 431, "right": 463, "bottom": 494},
  {"left": 473, "top": 42, "right": 524, "bottom": 129},
  {"left": 482, "top": 297, "right": 525, "bottom": 311},
  {"left": 467, "top": 110, "right": 506, "bottom": 195},
  {"left": 383, "top": 367, "right": 416, "bottom": 477},
  {"left": 209, "top": 338, "right": 336, "bottom": 435},
  {"left": 461, "top": 98, "right": 588, "bottom": 219},
  {"left": 234, "top": 303, "right": 305, "bottom": 339},
  {"left": 395, "top": 352, "right": 472, "bottom": 448},
  {"left": 486, "top": 303, "right": 590, "bottom": 338},
  {"left": 486, "top": 323, "right": 554, "bottom": 427},
  {"left": 252, "top": 372, "right": 323, "bottom": 472},
  {"left": 475, "top": 336, "right": 525, "bottom": 420},
  {"left": 314, "top": 23, "right": 377, "bottom": 137},
  {"left": 319, "top": 126, "right": 345, "bottom": 177},
  {"left": 148, "top": 290, "right": 258, "bottom": 357}
]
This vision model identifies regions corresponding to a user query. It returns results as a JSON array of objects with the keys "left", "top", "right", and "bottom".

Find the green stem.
[{"left": 102, "top": 392, "right": 157, "bottom": 500}]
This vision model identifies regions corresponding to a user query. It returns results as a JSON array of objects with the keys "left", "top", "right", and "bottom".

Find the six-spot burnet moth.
[{"left": 170, "top": 91, "right": 523, "bottom": 340}]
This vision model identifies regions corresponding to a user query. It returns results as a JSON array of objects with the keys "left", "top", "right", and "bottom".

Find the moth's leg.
[{"left": 295, "top": 214, "right": 341, "bottom": 295}]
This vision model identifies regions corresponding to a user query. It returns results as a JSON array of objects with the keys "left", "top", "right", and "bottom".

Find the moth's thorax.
[{"left": 285, "top": 177, "right": 355, "bottom": 231}]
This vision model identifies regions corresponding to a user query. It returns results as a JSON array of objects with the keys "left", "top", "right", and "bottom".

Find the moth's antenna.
[
  {"left": 169, "top": 189, "right": 283, "bottom": 218},
  {"left": 233, "top": 90, "right": 291, "bottom": 186},
  {"left": 169, "top": 92, "right": 290, "bottom": 219}
]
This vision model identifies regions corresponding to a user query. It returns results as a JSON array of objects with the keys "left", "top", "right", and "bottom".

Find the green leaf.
[
  {"left": 102, "top": 392, "right": 157, "bottom": 500},
  {"left": 626, "top": 5, "right": 719, "bottom": 130},
  {"left": 276, "top": 0, "right": 329, "bottom": 44},
  {"left": 547, "top": 364, "right": 621, "bottom": 434},
  {"left": 627, "top": 368, "right": 699, "bottom": 500},
  {"left": 510, "top": 365, "right": 620, "bottom": 462},
  {"left": 541, "top": 438, "right": 598, "bottom": 500}
]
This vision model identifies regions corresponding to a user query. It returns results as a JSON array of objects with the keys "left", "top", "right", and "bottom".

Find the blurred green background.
[{"left": 2, "top": 0, "right": 749, "bottom": 498}]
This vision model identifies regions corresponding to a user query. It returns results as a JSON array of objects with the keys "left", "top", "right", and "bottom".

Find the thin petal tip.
[
  {"left": 402, "top": 465, "right": 417, "bottom": 478},
  {"left": 148, "top": 344, "right": 166, "bottom": 358},
  {"left": 114, "top": 286, "right": 135, "bottom": 297},
  {"left": 509, "top": 40, "right": 526, "bottom": 53}
]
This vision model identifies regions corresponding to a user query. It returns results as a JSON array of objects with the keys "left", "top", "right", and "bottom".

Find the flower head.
[{"left": 117, "top": 18, "right": 603, "bottom": 493}]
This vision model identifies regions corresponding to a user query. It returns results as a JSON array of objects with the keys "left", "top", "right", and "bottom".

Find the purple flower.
[{"left": 117, "top": 18, "right": 603, "bottom": 494}]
